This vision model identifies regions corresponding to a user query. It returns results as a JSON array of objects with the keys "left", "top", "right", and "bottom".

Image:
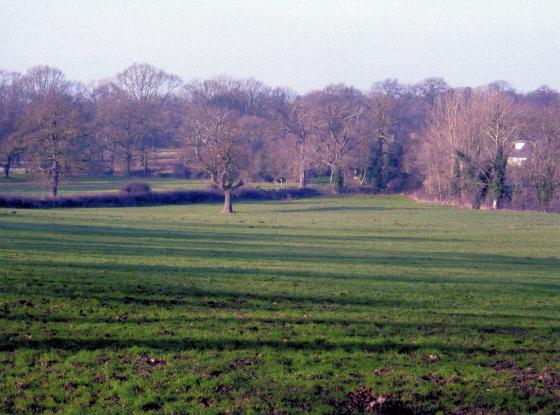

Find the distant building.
[{"left": 508, "top": 141, "right": 530, "bottom": 166}]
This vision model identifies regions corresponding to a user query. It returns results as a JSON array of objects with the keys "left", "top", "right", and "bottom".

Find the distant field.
[
  {"left": 0, "top": 176, "right": 299, "bottom": 197},
  {"left": 0, "top": 196, "right": 559, "bottom": 414},
  {"left": 0, "top": 176, "right": 214, "bottom": 196}
]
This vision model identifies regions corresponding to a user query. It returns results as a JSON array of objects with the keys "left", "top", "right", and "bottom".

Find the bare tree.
[
  {"left": 0, "top": 70, "right": 24, "bottom": 178},
  {"left": 184, "top": 76, "right": 277, "bottom": 118},
  {"left": 109, "top": 64, "right": 182, "bottom": 175},
  {"left": 524, "top": 106, "right": 560, "bottom": 209},
  {"left": 309, "top": 85, "right": 365, "bottom": 193},
  {"left": 363, "top": 80, "right": 401, "bottom": 190},
  {"left": 87, "top": 83, "right": 118, "bottom": 174},
  {"left": 420, "top": 88, "right": 518, "bottom": 208},
  {"left": 413, "top": 77, "right": 449, "bottom": 106},
  {"left": 282, "top": 99, "right": 314, "bottom": 188},
  {"left": 478, "top": 89, "right": 518, "bottom": 209},
  {"left": 182, "top": 105, "right": 247, "bottom": 213},
  {"left": 94, "top": 85, "right": 142, "bottom": 176},
  {"left": 18, "top": 66, "right": 83, "bottom": 198}
]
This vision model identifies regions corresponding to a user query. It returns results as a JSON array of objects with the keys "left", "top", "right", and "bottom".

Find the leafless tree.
[
  {"left": 362, "top": 80, "right": 402, "bottom": 189},
  {"left": 282, "top": 99, "right": 314, "bottom": 188},
  {"left": 182, "top": 105, "right": 248, "bottom": 213},
  {"left": 524, "top": 106, "right": 560, "bottom": 209},
  {"left": 0, "top": 70, "right": 24, "bottom": 178},
  {"left": 413, "top": 77, "right": 450, "bottom": 106},
  {"left": 420, "top": 87, "right": 518, "bottom": 208},
  {"left": 18, "top": 66, "right": 84, "bottom": 198},
  {"left": 309, "top": 85, "right": 365, "bottom": 192},
  {"left": 110, "top": 63, "right": 182, "bottom": 175}
]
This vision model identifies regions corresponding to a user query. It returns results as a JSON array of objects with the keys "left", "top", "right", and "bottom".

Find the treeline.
[{"left": 0, "top": 64, "right": 559, "bottom": 211}]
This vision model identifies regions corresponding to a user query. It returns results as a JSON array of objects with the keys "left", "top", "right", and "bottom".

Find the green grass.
[
  {"left": 0, "top": 176, "right": 287, "bottom": 196},
  {"left": 0, "top": 195, "right": 559, "bottom": 414},
  {"left": 0, "top": 176, "right": 209, "bottom": 195}
]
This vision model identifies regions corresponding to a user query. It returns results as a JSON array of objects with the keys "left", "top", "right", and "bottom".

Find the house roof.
[{"left": 510, "top": 141, "right": 531, "bottom": 159}]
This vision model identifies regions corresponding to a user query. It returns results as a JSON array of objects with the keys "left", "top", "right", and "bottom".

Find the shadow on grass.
[
  {"left": 0, "top": 275, "right": 431, "bottom": 309},
  {"left": 5, "top": 312, "right": 559, "bottom": 333},
  {"left": 2, "top": 221, "right": 559, "bottom": 293},
  {"left": 2, "top": 334, "right": 558, "bottom": 355},
  {"left": 0, "top": 220, "right": 470, "bottom": 244},
  {"left": 271, "top": 206, "right": 398, "bottom": 213},
  {"left": 4, "top": 256, "right": 559, "bottom": 295},
  {"left": 3, "top": 271, "right": 559, "bottom": 355},
  {"left": 3, "top": 269, "right": 560, "bottom": 326}
]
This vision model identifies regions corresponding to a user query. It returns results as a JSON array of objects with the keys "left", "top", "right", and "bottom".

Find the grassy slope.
[{"left": 0, "top": 195, "right": 559, "bottom": 414}]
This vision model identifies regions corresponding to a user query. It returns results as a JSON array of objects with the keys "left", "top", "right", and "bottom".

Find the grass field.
[
  {"left": 0, "top": 176, "right": 286, "bottom": 196},
  {"left": 0, "top": 194, "right": 559, "bottom": 414},
  {"left": 0, "top": 176, "right": 209, "bottom": 195}
]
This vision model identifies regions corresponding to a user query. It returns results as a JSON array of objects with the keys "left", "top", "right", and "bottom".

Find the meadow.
[
  {"left": 0, "top": 176, "right": 209, "bottom": 195},
  {"left": 0, "top": 176, "right": 287, "bottom": 197},
  {"left": 0, "top": 189, "right": 559, "bottom": 414}
]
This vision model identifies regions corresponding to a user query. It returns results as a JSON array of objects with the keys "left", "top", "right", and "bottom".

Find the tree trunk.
[
  {"left": 124, "top": 153, "right": 132, "bottom": 177},
  {"left": 298, "top": 148, "right": 306, "bottom": 188},
  {"left": 143, "top": 151, "right": 149, "bottom": 176},
  {"left": 360, "top": 169, "right": 367, "bottom": 185},
  {"left": 221, "top": 189, "right": 233, "bottom": 214},
  {"left": 333, "top": 168, "right": 344, "bottom": 193},
  {"left": 50, "top": 159, "right": 60, "bottom": 199},
  {"left": 107, "top": 151, "right": 115, "bottom": 175},
  {"left": 2, "top": 155, "right": 13, "bottom": 178},
  {"left": 367, "top": 137, "right": 384, "bottom": 191},
  {"left": 489, "top": 145, "right": 507, "bottom": 210},
  {"left": 471, "top": 185, "right": 487, "bottom": 209},
  {"left": 298, "top": 167, "right": 306, "bottom": 189}
]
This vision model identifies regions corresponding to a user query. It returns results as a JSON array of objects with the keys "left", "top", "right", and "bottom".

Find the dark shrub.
[
  {"left": 236, "top": 187, "right": 321, "bottom": 201},
  {"left": 120, "top": 181, "right": 151, "bottom": 195}
]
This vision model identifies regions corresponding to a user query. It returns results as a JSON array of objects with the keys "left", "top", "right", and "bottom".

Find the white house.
[{"left": 508, "top": 141, "right": 530, "bottom": 166}]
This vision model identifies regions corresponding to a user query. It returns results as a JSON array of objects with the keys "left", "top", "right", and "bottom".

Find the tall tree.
[
  {"left": 182, "top": 105, "right": 247, "bottom": 213},
  {"left": 413, "top": 77, "right": 449, "bottom": 106},
  {"left": 524, "top": 106, "right": 560, "bottom": 209},
  {"left": 109, "top": 63, "right": 182, "bottom": 175},
  {"left": 87, "top": 83, "right": 119, "bottom": 175},
  {"left": 480, "top": 90, "right": 518, "bottom": 209},
  {"left": 420, "top": 88, "right": 519, "bottom": 208},
  {"left": 282, "top": 98, "right": 314, "bottom": 188},
  {"left": 0, "top": 70, "right": 24, "bottom": 178},
  {"left": 365, "top": 80, "right": 401, "bottom": 190},
  {"left": 18, "top": 66, "right": 84, "bottom": 198},
  {"left": 309, "top": 85, "right": 365, "bottom": 193}
]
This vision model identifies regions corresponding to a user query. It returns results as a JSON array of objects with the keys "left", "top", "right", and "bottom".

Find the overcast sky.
[{"left": 1, "top": 0, "right": 559, "bottom": 93}]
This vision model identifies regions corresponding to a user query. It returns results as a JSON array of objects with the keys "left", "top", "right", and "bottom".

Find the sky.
[{"left": 1, "top": 0, "right": 559, "bottom": 93}]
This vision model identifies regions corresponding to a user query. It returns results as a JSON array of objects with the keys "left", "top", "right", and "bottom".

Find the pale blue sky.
[{"left": 1, "top": 0, "right": 559, "bottom": 92}]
